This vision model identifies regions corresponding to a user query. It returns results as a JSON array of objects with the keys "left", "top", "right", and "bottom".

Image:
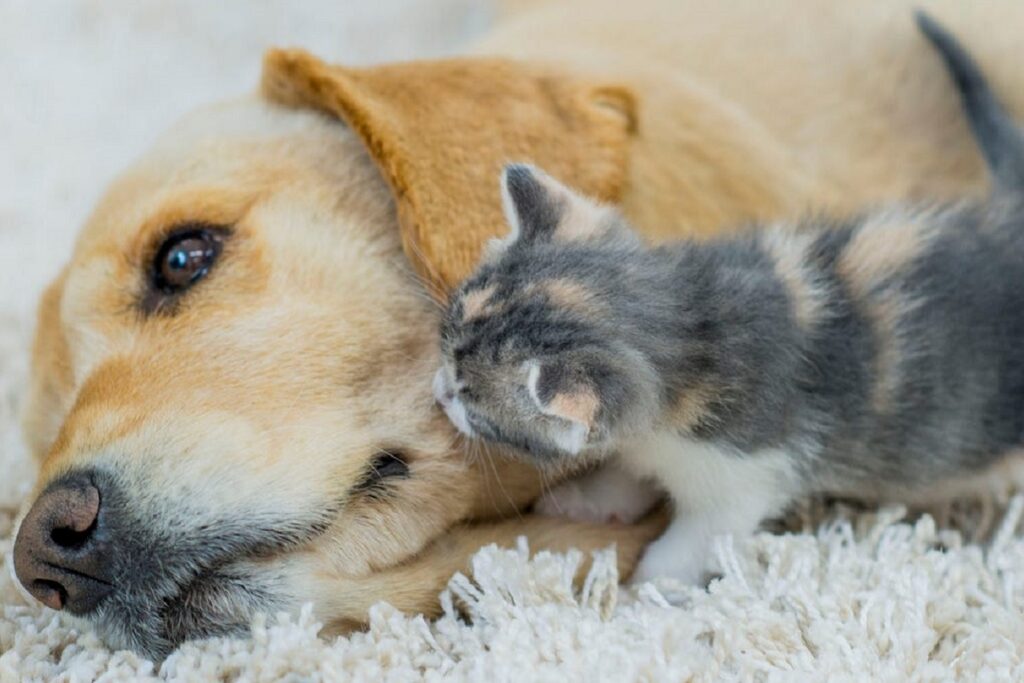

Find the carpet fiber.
[{"left": 3, "top": 2, "right": 1024, "bottom": 681}]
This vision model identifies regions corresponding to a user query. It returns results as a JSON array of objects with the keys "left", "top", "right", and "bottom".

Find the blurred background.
[{"left": 0, "top": 0, "right": 492, "bottom": 508}]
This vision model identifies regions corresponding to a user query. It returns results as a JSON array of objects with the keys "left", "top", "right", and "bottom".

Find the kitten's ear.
[
  {"left": 497, "top": 163, "right": 614, "bottom": 251},
  {"left": 525, "top": 361, "right": 599, "bottom": 455}
]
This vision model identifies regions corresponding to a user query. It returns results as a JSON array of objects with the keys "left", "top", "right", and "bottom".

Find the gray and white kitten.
[{"left": 434, "top": 14, "right": 1024, "bottom": 584}]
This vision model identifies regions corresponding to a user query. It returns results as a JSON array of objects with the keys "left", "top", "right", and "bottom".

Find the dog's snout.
[{"left": 13, "top": 473, "right": 115, "bottom": 614}]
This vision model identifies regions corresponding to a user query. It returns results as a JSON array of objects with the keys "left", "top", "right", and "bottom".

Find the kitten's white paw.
[
  {"left": 629, "top": 544, "right": 706, "bottom": 586},
  {"left": 534, "top": 464, "right": 662, "bottom": 524},
  {"left": 627, "top": 518, "right": 713, "bottom": 586}
]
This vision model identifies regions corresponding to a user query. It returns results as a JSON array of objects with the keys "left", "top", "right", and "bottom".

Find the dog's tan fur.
[{"left": 19, "top": 0, "right": 1024, "bottom": 644}]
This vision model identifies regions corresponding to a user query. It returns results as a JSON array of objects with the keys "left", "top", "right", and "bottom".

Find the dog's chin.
[
  {"left": 50, "top": 468, "right": 335, "bottom": 660},
  {"left": 90, "top": 557, "right": 285, "bottom": 661}
]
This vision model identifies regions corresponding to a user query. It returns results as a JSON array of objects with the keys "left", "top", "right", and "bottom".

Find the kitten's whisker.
[
  {"left": 536, "top": 466, "right": 555, "bottom": 513},
  {"left": 457, "top": 433, "right": 476, "bottom": 469},
  {"left": 403, "top": 239, "right": 452, "bottom": 307},
  {"left": 479, "top": 441, "right": 523, "bottom": 521},
  {"left": 471, "top": 439, "right": 501, "bottom": 515},
  {"left": 406, "top": 285, "right": 448, "bottom": 313}
]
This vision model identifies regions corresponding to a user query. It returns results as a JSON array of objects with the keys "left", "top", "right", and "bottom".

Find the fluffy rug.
[{"left": 3, "top": 2, "right": 1024, "bottom": 681}]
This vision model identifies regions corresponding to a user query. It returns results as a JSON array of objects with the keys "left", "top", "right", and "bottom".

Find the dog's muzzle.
[
  {"left": 14, "top": 472, "right": 116, "bottom": 615},
  {"left": 11, "top": 466, "right": 329, "bottom": 659}
]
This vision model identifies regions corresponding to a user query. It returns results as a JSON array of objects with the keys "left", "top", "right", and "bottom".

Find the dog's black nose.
[{"left": 13, "top": 473, "right": 114, "bottom": 614}]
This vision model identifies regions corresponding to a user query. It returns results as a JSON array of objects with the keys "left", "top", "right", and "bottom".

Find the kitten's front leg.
[
  {"left": 629, "top": 498, "right": 788, "bottom": 585},
  {"left": 625, "top": 440, "right": 797, "bottom": 585},
  {"left": 534, "top": 461, "right": 664, "bottom": 525},
  {"left": 628, "top": 513, "right": 754, "bottom": 585}
]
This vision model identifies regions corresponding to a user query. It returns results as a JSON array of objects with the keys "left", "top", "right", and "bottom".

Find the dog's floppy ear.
[{"left": 261, "top": 49, "right": 636, "bottom": 294}]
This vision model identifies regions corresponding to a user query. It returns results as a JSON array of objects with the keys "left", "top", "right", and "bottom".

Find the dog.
[{"left": 11, "top": 0, "right": 1024, "bottom": 658}]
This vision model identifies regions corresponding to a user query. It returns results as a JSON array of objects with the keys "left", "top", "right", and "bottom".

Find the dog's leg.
[{"left": 318, "top": 509, "right": 669, "bottom": 633}]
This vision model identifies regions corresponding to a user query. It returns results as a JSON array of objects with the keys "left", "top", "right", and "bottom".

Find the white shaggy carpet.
[{"left": 3, "top": 2, "right": 1024, "bottom": 681}]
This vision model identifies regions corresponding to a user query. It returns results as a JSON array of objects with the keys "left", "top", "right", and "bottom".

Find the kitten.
[{"left": 434, "top": 13, "right": 1024, "bottom": 584}]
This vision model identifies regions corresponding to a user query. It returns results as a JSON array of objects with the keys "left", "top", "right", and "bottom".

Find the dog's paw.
[{"left": 534, "top": 464, "right": 662, "bottom": 524}]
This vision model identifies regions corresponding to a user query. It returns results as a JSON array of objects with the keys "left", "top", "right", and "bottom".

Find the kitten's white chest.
[
  {"left": 535, "top": 431, "right": 800, "bottom": 584},
  {"left": 617, "top": 431, "right": 795, "bottom": 520}
]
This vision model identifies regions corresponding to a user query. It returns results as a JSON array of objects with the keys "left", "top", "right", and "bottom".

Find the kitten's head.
[{"left": 435, "top": 164, "right": 657, "bottom": 461}]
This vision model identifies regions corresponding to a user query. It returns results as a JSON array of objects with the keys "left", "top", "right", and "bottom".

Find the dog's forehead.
[
  {"left": 75, "top": 98, "right": 370, "bottom": 247},
  {"left": 157, "top": 95, "right": 333, "bottom": 149}
]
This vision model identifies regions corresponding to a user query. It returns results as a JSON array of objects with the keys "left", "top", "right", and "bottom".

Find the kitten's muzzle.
[
  {"left": 433, "top": 367, "right": 456, "bottom": 406},
  {"left": 433, "top": 368, "right": 477, "bottom": 437}
]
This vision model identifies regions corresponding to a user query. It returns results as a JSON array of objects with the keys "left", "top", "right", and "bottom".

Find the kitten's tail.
[{"left": 916, "top": 10, "right": 1024, "bottom": 191}]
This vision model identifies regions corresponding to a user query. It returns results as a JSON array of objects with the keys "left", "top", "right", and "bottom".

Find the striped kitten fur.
[{"left": 434, "top": 14, "right": 1024, "bottom": 584}]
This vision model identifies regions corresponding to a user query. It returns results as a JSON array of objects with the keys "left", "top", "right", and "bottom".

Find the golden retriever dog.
[{"left": 11, "top": 0, "right": 1024, "bottom": 658}]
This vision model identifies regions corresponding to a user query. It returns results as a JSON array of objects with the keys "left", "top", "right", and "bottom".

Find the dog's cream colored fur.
[
  {"left": 19, "top": 0, "right": 1024, "bottom": 646},
  {"left": 22, "top": 98, "right": 661, "bottom": 635}
]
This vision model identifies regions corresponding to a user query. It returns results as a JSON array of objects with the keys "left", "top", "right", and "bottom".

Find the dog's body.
[
  {"left": 14, "top": 0, "right": 1024, "bottom": 657},
  {"left": 482, "top": 0, "right": 1024, "bottom": 228}
]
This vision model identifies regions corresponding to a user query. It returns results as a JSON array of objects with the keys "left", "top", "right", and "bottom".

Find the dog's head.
[{"left": 11, "top": 52, "right": 644, "bottom": 658}]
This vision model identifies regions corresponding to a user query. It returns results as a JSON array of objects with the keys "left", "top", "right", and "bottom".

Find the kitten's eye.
[
  {"left": 353, "top": 450, "right": 410, "bottom": 495},
  {"left": 152, "top": 227, "right": 226, "bottom": 294}
]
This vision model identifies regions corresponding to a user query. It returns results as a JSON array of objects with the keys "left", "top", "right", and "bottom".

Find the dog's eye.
[
  {"left": 152, "top": 227, "right": 226, "bottom": 294},
  {"left": 143, "top": 226, "right": 228, "bottom": 314},
  {"left": 353, "top": 450, "right": 409, "bottom": 496}
]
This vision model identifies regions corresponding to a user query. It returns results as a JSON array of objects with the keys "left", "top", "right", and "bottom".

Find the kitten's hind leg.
[{"left": 534, "top": 460, "right": 664, "bottom": 524}]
